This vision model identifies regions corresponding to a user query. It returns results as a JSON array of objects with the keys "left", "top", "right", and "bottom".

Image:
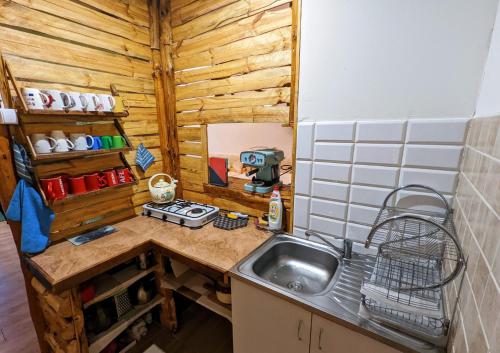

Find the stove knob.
[
  {"left": 146, "top": 210, "right": 152, "bottom": 217},
  {"left": 180, "top": 219, "right": 185, "bottom": 226},
  {"left": 162, "top": 214, "right": 167, "bottom": 222}
]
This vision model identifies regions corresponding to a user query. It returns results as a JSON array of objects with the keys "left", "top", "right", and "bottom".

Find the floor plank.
[{"left": 0, "top": 222, "right": 40, "bottom": 353}]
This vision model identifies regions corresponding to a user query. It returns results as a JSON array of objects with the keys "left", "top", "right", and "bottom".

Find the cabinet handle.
[
  {"left": 318, "top": 328, "right": 324, "bottom": 350},
  {"left": 297, "top": 320, "right": 304, "bottom": 341}
]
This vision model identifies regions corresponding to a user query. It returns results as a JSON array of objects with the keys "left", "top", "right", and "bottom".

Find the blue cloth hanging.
[
  {"left": 135, "top": 143, "right": 155, "bottom": 172},
  {"left": 6, "top": 180, "right": 54, "bottom": 254}
]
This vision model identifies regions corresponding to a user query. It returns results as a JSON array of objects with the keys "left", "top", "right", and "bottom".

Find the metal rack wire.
[{"left": 360, "top": 185, "right": 466, "bottom": 347}]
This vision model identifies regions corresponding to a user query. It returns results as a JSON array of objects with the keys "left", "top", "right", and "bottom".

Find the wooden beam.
[{"left": 159, "top": 0, "right": 182, "bottom": 192}]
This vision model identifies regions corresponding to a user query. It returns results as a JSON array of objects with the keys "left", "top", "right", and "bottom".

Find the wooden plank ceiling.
[
  {"left": 0, "top": 0, "right": 162, "bottom": 240},
  {"left": 171, "top": 0, "right": 293, "bottom": 216}
]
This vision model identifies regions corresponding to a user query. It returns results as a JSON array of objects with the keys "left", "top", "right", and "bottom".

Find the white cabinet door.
[
  {"left": 310, "top": 314, "right": 403, "bottom": 353},
  {"left": 232, "top": 279, "right": 312, "bottom": 353}
]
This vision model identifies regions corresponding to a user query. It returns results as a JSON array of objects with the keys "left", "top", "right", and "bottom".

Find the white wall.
[
  {"left": 298, "top": 0, "right": 499, "bottom": 121},
  {"left": 475, "top": 4, "right": 500, "bottom": 117}
]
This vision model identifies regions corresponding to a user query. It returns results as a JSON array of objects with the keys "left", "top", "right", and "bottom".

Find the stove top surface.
[{"left": 144, "top": 199, "right": 219, "bottom": 220}]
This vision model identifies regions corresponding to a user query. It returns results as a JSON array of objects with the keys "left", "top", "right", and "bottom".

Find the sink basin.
[{"left": 252, "top": 241, "right": 340, "bottom": 294}]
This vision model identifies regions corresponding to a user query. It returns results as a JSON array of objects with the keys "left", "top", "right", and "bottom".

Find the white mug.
[
  {"left": 42, "top": 90, "right": 72, "bottom": 111},
  {"left": 50, "top": 130, "right": 74, "bottom": 152},
  {"left": 70, "top": 133, "right": 94, "bottom": 151},
  {"left": 22, "top": 88, "right": 52, "bottom": 110},
  {"left": 31, "top": 134, "right": 57, "bottom": 154},
  {"left": 97, "top": 94, "right": 115, "bottom": 112},
  {"left": 68, "top": 92, "right": 88, "bottom": 112},
  {"left": 81, "top": 93, "right": 101, "bottom": 112}
]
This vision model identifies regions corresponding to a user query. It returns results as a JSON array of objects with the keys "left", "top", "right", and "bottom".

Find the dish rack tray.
[{"left": 360, "top": 185, "right": 466, "bottom": 346}]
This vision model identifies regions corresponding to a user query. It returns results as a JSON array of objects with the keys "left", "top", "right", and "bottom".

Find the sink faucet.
[{"left": 305, "top": 230, "right": 353, "bottom": 259}]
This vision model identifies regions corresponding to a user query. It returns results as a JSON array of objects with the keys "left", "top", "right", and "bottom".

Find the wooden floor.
[{"left": 0, "top": 222, "right": 40, "bottom": 353}]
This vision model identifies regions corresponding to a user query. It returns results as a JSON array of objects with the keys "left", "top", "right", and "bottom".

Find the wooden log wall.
[
  {"left": 170, "top": 0, "right": 294, "bottom": 219},
  {"left": 0, "top": 0, "right": 165, "bottom": 240}
]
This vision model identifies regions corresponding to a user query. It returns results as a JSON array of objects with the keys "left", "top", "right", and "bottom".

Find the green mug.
[
  {"left": 112, "top": 135, "right": 127, "bottom": 149},
  {"left": 100, "top": 136, "right": 113, "bottom": 149}
]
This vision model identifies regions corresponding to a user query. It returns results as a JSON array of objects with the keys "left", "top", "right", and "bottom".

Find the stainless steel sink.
[
  {"left": 238, "top": 234, "right": 343, "bottom": 296},
  {"left": 252, "top": 241, "right": 339, "bottom": 294}
]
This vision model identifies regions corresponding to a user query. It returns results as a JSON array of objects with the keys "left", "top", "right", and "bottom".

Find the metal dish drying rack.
[{"left": 359, "top": 185, "right": 466, "bottom": 347}]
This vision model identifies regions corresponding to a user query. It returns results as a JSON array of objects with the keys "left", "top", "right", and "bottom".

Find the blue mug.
[{"left": 90, "top": 136, "right": 102, "bottom": 150}]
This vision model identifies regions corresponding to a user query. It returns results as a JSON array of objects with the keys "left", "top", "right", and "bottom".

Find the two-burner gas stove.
[{"left": 142, "top": 199, "right": 219, "bottom": 228}]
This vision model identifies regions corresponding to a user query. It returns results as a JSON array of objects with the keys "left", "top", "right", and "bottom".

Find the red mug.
[
  {"left": 40, "top": 176, "right": 66, "bottom": 200},
  {"left": 115, "top": 168, "right": 132, "bottom": 184},
  {"left": 60, "top": 174, "right": 70, "bottom": 194},
  {"left": 69, "top": 176, "right": 87, "bottom": 194},
  {"left": 84, "top": 173, "right": 101, "bottom": 191},
  {"left": 99, "top": 170, "right": 118, "bottom": 187}
]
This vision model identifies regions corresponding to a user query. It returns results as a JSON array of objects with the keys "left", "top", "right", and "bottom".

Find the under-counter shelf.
[
  {"left": 161, "top": 270, "right": 231, "bottom": 322},
  {"left": 84, "top": 264, "right": 160, "bottom": 309},
  {"left": 88, "top": 295, "right": 164, "bottom": 353}
]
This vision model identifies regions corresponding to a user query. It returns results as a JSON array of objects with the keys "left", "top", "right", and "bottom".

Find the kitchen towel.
[
  {"left": 6, "top": 179, "right": 54, "bottom": 254},
  {"left": 12, "top": 141, "right": 34, "bottom": 184},
  {"left": 136, "top": 143, "right": 155, "bottom": 172}
]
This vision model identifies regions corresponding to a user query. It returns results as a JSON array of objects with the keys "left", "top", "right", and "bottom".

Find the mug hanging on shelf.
[
  {"left": 50, "top": 130, "right": 75, "bottom": 152},
  {"left": 22, "top": 88, "right": 52, "bottom": 110},
  {"left": 42, "top": 90, "right": 71, "bottom": 111},
  {"left": 67, "top": 92, "right": 88, "bottom": 112},
  {"left": 40, "top": 176, "right": 66, "bottom": 200},
  {"left": 70, "top": 133, "right": 94, "bottom": 151},
  {"left": 111, "top": 135, "right": 126, "bottom": 149},
  {"left": 31, "top": 133, "right": 57, "bottom": 154},
  {"left": 97, "top": 94, "right": 115, "bottom": 112}
]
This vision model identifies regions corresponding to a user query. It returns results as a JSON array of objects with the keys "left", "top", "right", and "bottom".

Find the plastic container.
[{"left": 268, "top": 185, "right": 283, "bottom": 230}]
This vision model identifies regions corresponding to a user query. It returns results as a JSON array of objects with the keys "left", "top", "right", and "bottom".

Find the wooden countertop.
[{"left": 27, "top": 216, "right": 271, "bottom": 292}]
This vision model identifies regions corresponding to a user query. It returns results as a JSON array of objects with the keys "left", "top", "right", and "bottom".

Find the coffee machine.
[{"left": 240, "top": 148, "right": 284, "bottom": 194}]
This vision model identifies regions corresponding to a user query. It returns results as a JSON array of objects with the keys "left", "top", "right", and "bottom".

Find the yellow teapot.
[{"left": 148, "top": 173, "right": 177, "bottom": 204}]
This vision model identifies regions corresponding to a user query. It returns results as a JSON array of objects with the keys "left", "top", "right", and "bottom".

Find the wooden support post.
[
  {"left": 153, "top": 250, "right": 178, "bottom": 332},
  {"left": 158, "top": 0, "right": 181, "bottom": 191}
]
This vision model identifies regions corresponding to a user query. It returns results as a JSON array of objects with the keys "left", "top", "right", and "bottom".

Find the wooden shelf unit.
[
  {"left": 22, "top": 109, "right": 129, "bottom": 118},
  {"left": 161, "top": 270, "right": 231, "bottom": 322},
  {"left": 87, "top": 295, "right": 164, "bottom": 353},
  {"left": 84, "top": 264, "right": 160, "bottom": 309}
]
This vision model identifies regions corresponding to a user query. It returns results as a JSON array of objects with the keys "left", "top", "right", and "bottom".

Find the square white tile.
[
  {"left": 297, "top": 122, "right": 315, "bottom": 159},
  {"left": 351, "top": 165, "right": 399, "bottom": 187},
  {"left": 293, "top": 196, "right": 310, "bottom": 228},
  {"left": 310, "top": 198, "right": 347, "bottom": 220},
  {"left": 309, "top": 215, "right": 346, "bottom": 237},
  {"left": 354, "top": 144, "right": 403, "bottom": 165},
  {"left": 294, "top": 161, "right": 312, "bottom": 195},
  {"left": 350, "top": 185, "right": 393, "bottom": 207},
  {"left": 406, "top": 118, "right": 469, "bottom": 144},
  {"left": 356, "top": 120, "right": 406, "bottom": 142},
  {"left": 312, "top": 162, "right": 351, "bottom": 183},
  {"left": 347, "top": 204, "right": 380, "bottom": 225},
  {"left": 314, "top": 142, "right": 353, "bottom": 162},
  {"left": 346, "top": 223, "right": 372, "bottom": 242},
  {"left": 315, "top": 121, "right": 355, "bottom": 141},
  {"left": 399, "top": 168, "right": 458, "bottom": 193},
  {"left": 403, "top": 145, "right": 463, "bottom": 170},
  {"left": 311, "top": 181, "right": 349, "bottom": 201}
]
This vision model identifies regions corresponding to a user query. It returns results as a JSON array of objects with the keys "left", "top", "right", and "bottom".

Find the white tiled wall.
[{"left": 293, "top": 118, "right": 469, "bottom": 244}]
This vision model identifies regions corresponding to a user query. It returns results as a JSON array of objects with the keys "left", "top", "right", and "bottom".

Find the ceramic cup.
[
  {"left": 50, "top": 130, "right": 75, "bottom": 152},
  {"left": 22, "top": 88, "right": 52, "bottom": 110},
  {"left": 100, "top": 136, "right": 113, "bottom": 149},
  {"left": 67, "top": 92, "right": 88, "bottom": 112},
  {"left": 84, "top": 173, "right": 101, "bottom": 191},
  {"left": 99, "top": 170, "right": 118, "bottom": 187},
  {"left": 69, "top": 176, "right": 87, "bottom": 194},
  {"left": 69, "top": 133, "right": 94, "bottom": 151},
  {"left": 97, "top": 94, "right": 115, "bottom": 112},
  {"left": 111, "top": 135, "right": 126, "bottom": 149},
  {"left": 81, "top": 93, "right": 101, "bottom": 112},
  {"left": 42, "top": 90, "right": 71, "bottom": 111},
  {"left": 90, "top": 136, "right": 102, "bottom": 150},
  {"left": 40, "top": 176, "right": 66, "bottom": 200},
  {"left": 115, "top": 168, "right": 132, "bottom": 184},
  {"left": 31, "top": 133, "right": 57, "bottom": 154}
]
